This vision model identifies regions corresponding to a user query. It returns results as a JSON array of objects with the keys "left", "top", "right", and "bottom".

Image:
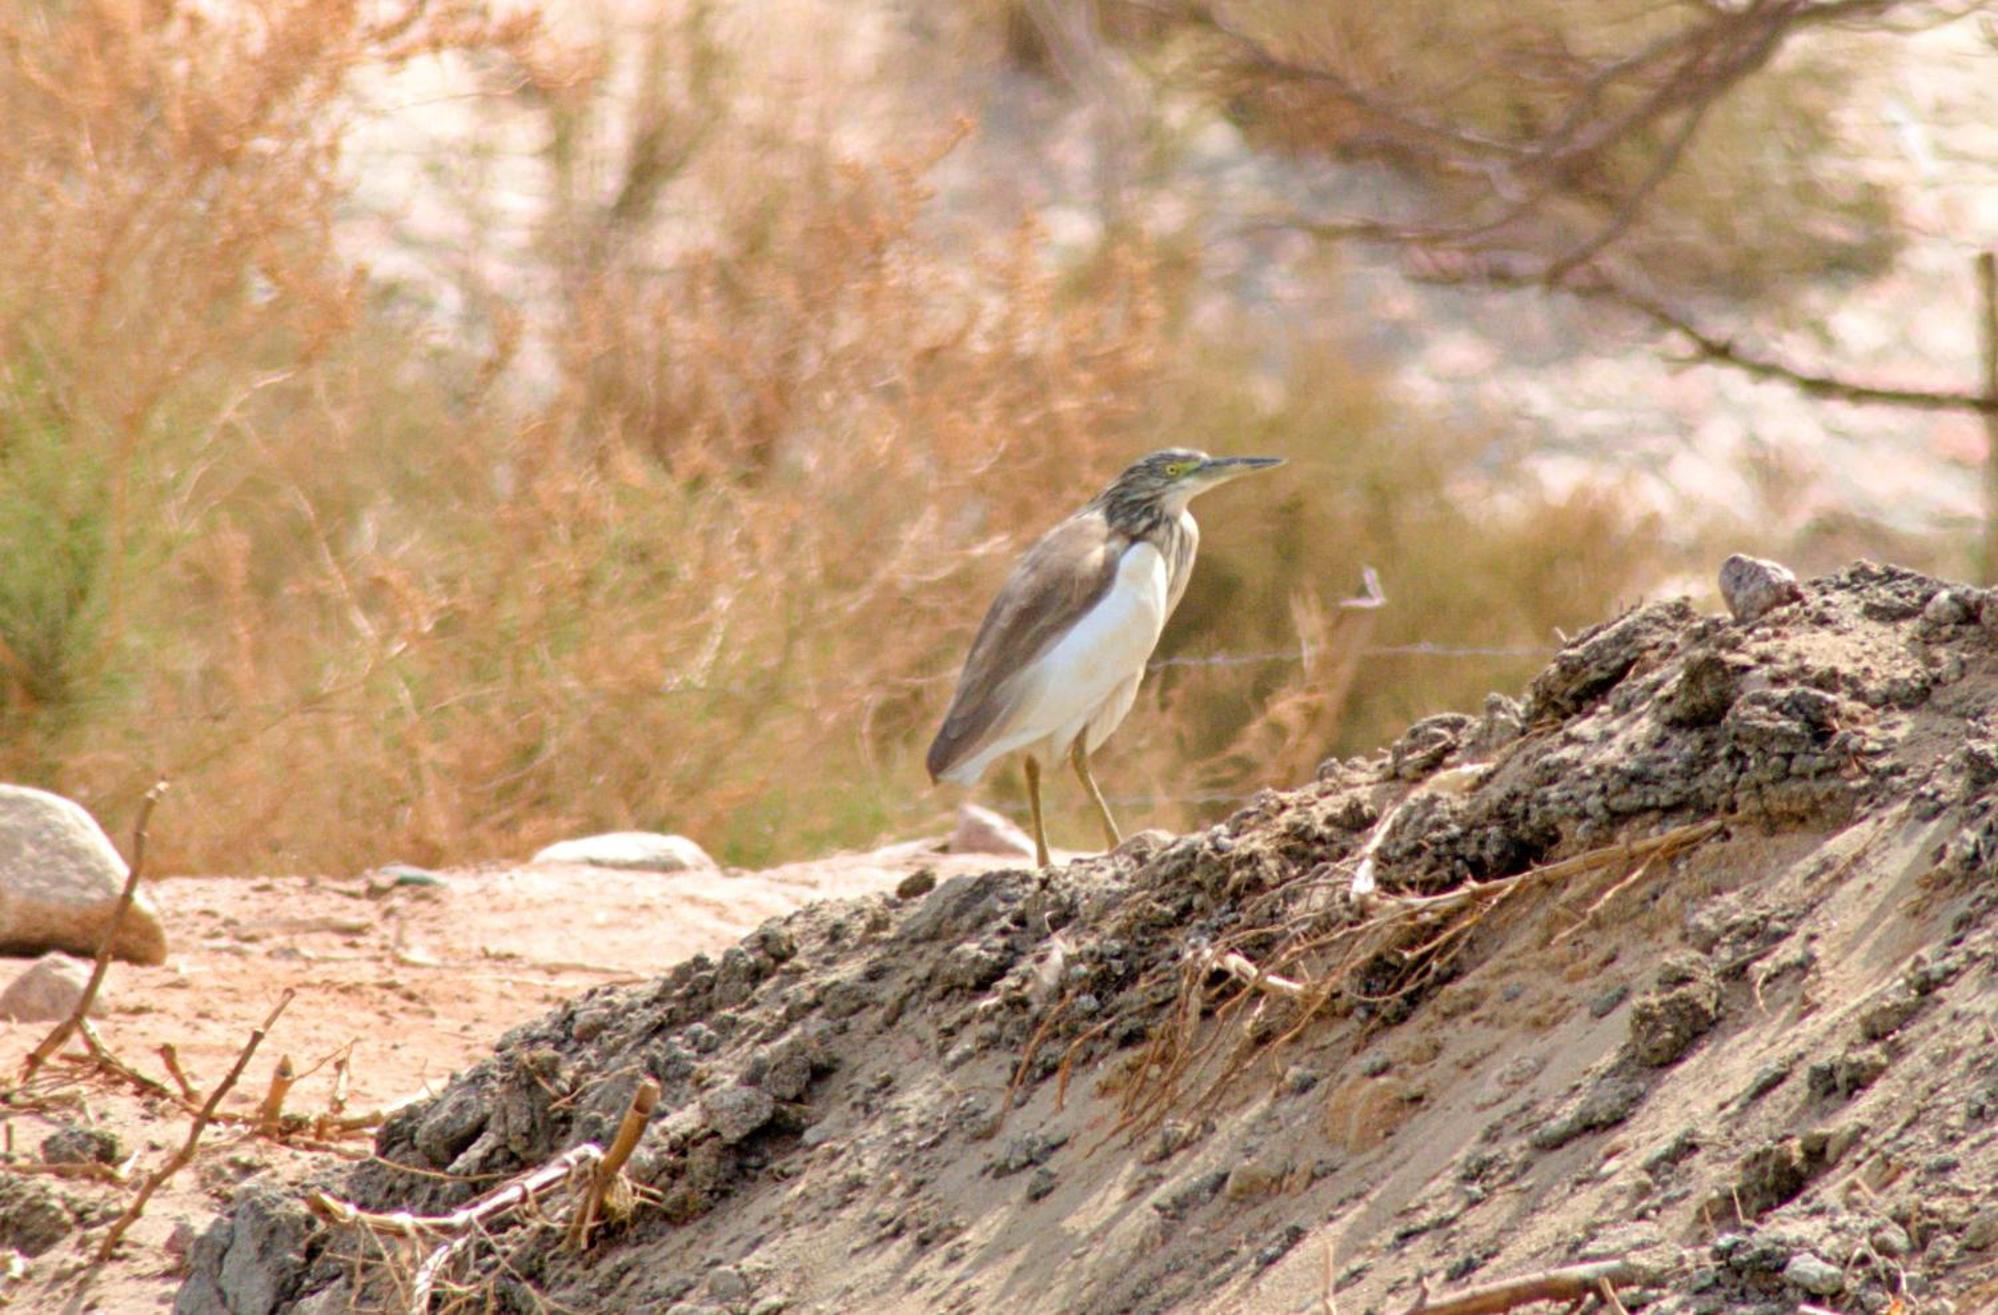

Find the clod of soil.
[{"left": 179, "top": 563, "right": 1998, "bottom": 1315}]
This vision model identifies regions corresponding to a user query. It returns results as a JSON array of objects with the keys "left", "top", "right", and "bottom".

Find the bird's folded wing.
[{"left": 927, "top": 511, "right": 1125, "bottom": 782}]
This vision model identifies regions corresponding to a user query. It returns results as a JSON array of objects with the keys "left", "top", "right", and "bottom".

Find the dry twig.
[
  {"left": 1396, "top": 1260, "right": 1644, "bottom": 1315},
  {"left": 97, "top": 989, "right": 295, "bottom": 1260},
  {"left": 20, "top": 779, "right": 167, "bottom": 1082},
  {"left": 568, "top": 1077, "right": 659, "bottom": 1251}
]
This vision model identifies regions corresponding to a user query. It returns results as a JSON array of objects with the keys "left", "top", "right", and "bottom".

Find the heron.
[{"left": 926, "top": 449, "right": 1284, "bottom": 867}]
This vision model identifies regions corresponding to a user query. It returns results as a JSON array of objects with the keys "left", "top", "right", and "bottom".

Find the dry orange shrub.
[{"left": 0, "top": 0, "right": 1662, "bottom": 874}]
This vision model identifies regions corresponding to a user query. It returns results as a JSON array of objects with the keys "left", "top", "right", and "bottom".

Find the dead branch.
[
  {"left": 159, "top": 1044, "right": 202, "bottom": 1104},
  {"left": 1209, "top": 950, "right": 1306, "bottom": 999},
  {"left": 569, "top": 1077, "right": 659, "bottom": 1251},
  {"left": 97, "top": 989, "right": 295, "bottom": 1261},
  {"left": 260, "top": 1054, "right": 298, "bottom": 1134},
  {"left": 0, "top": 1158, "right": 128, "bottom": 1184},
  {"left": 1182, "top": 0, "right": 1998, "bottom": 420},
  {"left": 20, "top": 779, "right": 166, "bottom": 1082},
  {"left": 1397, "top": 1260, "right": 1644, "bottom": 1315}
]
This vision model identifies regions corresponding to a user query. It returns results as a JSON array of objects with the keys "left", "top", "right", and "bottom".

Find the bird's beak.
[{"left": 1195, "top": 455, "right": 1285, "bottom": 485}]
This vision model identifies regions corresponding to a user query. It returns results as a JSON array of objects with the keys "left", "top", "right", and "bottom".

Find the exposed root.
[
  {"left": 98, "top": 989, "right": 296, "bottom": 1260},
  {"left": 1396, "top": 1260, "right": 1645, "bottom": 1315}
]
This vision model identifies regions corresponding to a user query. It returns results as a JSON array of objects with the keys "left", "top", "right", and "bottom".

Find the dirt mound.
[{"left": 179, "top": 562, "right": 1998, "bottom": 1315}]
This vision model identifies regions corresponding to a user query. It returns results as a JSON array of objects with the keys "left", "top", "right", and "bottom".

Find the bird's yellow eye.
[{"left": 1165, "top": 461, "right": 1192, "bottom": 477}]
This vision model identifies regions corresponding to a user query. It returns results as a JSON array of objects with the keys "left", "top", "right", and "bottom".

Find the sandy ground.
[{"left": 0, "top": 839, "right": 1028, "bottom": 1313}]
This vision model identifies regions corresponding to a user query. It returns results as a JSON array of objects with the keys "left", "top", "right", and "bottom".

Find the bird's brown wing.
[{"left": 927, "top": 510, "right": 1125, "bottom": 783}]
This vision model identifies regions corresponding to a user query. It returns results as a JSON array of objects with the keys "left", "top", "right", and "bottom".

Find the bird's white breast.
[{"left": 941, "top": 541, "right": 1171, "bottom": 782}]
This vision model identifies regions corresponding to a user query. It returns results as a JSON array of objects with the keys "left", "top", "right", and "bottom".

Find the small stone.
[
  {"left": 707, "top": 1265, "right": 750, "bottom": 1303},
  {"left": 894, "top": 869, "right": 937, "bottom": 900},
  {"left": 0, "top": 1176, "right": 73, "bottom": 1257},
  {"left": 1781, "top": 1253, "right": 1844, "bottom": 1296},
  {"left": 1224, "top": 1162, "right": 1284, "bottom": 1200},
  {"left": 702, "top": 1087, "right": 775, "bottom": 1144},
  {"left": 39, "top": 1125, "right": 124, "bottom": 1166},
  {"left": 530, "top": 832, "right": 715, "bottom": 873},
  {"left": 1589, "top": 985, "right": 1630, "bottom": 1019},
  {"left": 0, "top": 953, "right": 95, "bottom": 1023},
  {"left": 1628, "top": 954, "right": 1720, "bottom": 1067},
  {"left": 413, "top": 1088, "right": 489, "bottom": 1168},
  {"left": 1358, "top": 1053, "right": 1390, "bottom": 1077},
  {"left": 163, "top": 1217, "right": 200, "bottom": 1268},
  {"left": 749, "top": 1300, "right": 789, "bottom": 1315},
  {"left": 947, "top": 804, "right": 1036, "bottom": 859},
  {"left": 1281, "top": 1066, "right": 1319, "bottom": 1096},
  {"left": 1025, "top": 1166, "right": 1057, "bottom": 1202},
  {"left": 1719, "top": 554, "right": 1803, "bottom": 624},
  {"left": 1963, "top": 1210, "right": 1998, "bottom": 1252},
  {"left": 1859, "top": 992, "right": 1921, "bottom": 1041},
  {"left": 1871, "top": 1222, "right": 1911, "bottom": 1257},
  {"left": 800, "top": 1123, "right": 835, "bottom": 1149},
  {"left": 1923, "top": 589, "right": 1974, "bottom": 627}
]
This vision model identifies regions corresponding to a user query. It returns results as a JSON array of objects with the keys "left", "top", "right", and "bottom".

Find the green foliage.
[{"left": 0, "top": 361, "right": 109, "bottom": 723}]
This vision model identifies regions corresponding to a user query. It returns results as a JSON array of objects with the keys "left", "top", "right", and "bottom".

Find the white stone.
[
  {"left": 0, "top": 785, "right": 166, "bottom": 966},
  {"left": 0, "top": 953, "right": 97, "bottom": 1022},
  {"left": 529, "top": 831, "right": 715, "bottom": 873},
  {"left": 946, "top": 804, "right": 1035, "bottom": 859}
]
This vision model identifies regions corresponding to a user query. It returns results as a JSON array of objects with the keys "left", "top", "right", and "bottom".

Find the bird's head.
[{"left": 1101, "top": 448, "right": 1285, "bottom": 520}]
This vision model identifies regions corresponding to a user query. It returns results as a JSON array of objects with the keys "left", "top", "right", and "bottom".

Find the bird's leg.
[
  {"left": 1070, "top": 742, "right": 1122, "bottom": 852},
  {"left": 1024, "top": 754, "right": 1051, "bottom": 869}
]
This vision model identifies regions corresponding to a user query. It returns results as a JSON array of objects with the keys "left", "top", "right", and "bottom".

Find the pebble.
[
  {"left": 39, "top": 1126, "right": 124, "bottom": 1167},
  {"left": 1224, "top": 1162, "right": 1284, "bottom": 1200},
  {"left": 0, "top": 953, "right": 92, "bottom": 1024},
  {"left": 894, "top": 869, "right": 937, "bottom": 900},
  {"left": 1358, "top": 1053, "right": 1390, "bottom": 1077},
  {"left": 1781, "top": 1252, "right": 1844, "bottom": 1296},
  {"left": 701, "top": 1087, "right": 775, "bottom": 1144},
  {"left": 1281, "top": 1065, "right": 1319, "bottom": 1096},
  {"left": 1025, "top": 1167, "right": 1057, "bottom": 1202},
  {"left": 707, "top": 1266, "right": 750, "bottom": 1303},
  {"left": 1963, "top": 1209, "right": 1998, "bottom": 1251},
  {"left": 1871, "top": 1221, "right": 1911, "bottom": 1257},
  {"left": 1719, "top": 553, "right": 1803, "bottom": 623}
]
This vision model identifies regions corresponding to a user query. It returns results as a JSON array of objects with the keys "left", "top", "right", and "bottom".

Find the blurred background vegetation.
[{"left": 0, "top": 0, "right": 1988, "bottom": 873}]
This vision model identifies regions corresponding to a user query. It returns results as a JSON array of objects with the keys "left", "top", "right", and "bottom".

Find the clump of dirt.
[{"left": 180, "top": 562, "right": 1998, "bottom": 1315}]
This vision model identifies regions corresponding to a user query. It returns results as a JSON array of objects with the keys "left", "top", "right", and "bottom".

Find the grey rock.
[
  {"left": 1858, "top": 991, "right": 1921, "bottom": 1040},
  {"left": 702, "top": 1086, "right": 776, "bottom": 1144},
  {"left": 708, "top": 1265, "right": 750, "bottom": 1303},
  {"left": 0, "top": 1175, "right": 73, "bottom": 1257},
  {"left": 1628, "top": 954, "right": 1721, "bottom": 1067},
  {"left": 40, "top": 1124, "right": 124, "bottom": 1166},
  {"left": 1281, "top": 1065, "right": 1319, "bottom": 1096},
  {"left": 530, "top": 831, "right": 715, "bottom": 873},
  {"left": 0, "top": 951, "right": 95, "bottom": 1022},
  {"left": 1781, "top": 1253, "right": 1844, "bottom": 1296},
  {"left": 894, "top": 868, "right": 937, "bottom": 900},
  {"left": 1871, "top": 1222, "right": 1911, "bottom": 1257},
  {"left": 1526, "top": 600, "right": 1697, "bottom": 721},
  {"left": 172, "top": 1188, "right": 313, "bottom": 1315},
  {"left": 1530, "top": 1074, "right": 1647, "bottom": 1150},
  {"left": 898, "top": 871, "right": 1008, "bottom": 943},
  {"left": 0, "top": 784, "right": 167, "bottom": 965},
  {"left": 1025, "top": 1166, "right": 1057, "bottom": 1202},
  {"left": 1389, "top": 713, "right": 1473, "bottom": 780},
  {"left": 1964, "top": 1209, "right": 1998, "bottom": 1252},
  {"left": 946, "top": 804, "right": 1035, "bottom": 859},
  {"left": 414, "top": 1086, "right": 490, "bottom": 1168},
  {"left": 1358, "top": 1052, "right": 1390, "bottom": 1077},
  {"left": 1922, "top": 588, "right": 1975, "bottom": 626},
  {"left": 1807, "top": 1048, "right": 1888, "bottom": 1101},
  {"left": 1719, "top": 554, "right": 1803, "bottom": 623}
]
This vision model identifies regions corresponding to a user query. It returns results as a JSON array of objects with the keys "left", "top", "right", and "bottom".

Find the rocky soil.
[{"left": 177, "top": 561, "right": 1998, "bottom": 1315}]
